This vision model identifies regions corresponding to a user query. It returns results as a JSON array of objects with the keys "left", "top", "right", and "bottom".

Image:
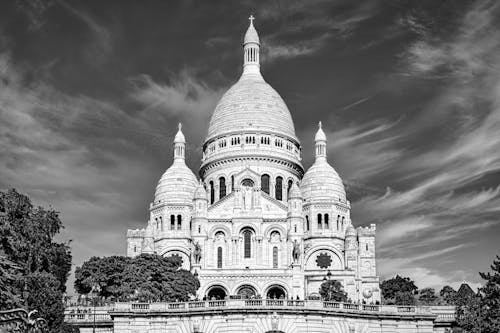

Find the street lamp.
[{"left": 90, "top": 284, "right": 101, "bottom": 333}]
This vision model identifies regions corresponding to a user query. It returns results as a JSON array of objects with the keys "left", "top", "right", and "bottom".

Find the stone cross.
[{"left": 249, "top": 15, "right": 255, "bottom": 24}]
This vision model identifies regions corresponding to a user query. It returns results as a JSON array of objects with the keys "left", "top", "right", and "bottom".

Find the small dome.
[
  {"left": 346, "top": 225, "right": 356, "bottom": 237},
  {"left": 288, "top": 181, "right": 302, "bottom": 199},
  {"left": 154, "top": 161, "right": 197, "bottom": 205},
  {"left": 244, "top": 15, "right": 259, "bottom": 45},
  {"left": 194, "top": 181, "right": 207, "bottom": 200},
  {"left": 315, "top": 121, "right": 326, "bottom": 142},
  {"left": 301, "top": 159, "right": 346, "bottom": 202}
]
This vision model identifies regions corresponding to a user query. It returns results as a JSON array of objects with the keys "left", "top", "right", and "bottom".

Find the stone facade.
[{"left": 126, "top": 17, "right": 380, "bottom": 304}]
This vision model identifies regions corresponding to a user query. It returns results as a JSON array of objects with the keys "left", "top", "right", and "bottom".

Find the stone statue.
[
  {"left": 242, "top": 185, "right": 253, "bottom": 210},
  {"left": 292, "top": 240, "right": 301, "bottom": 263},
  {"left": 193, "top": 242, "right": 202, "bottom": 264}
]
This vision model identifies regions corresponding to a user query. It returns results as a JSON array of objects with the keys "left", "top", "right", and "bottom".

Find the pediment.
[{"left": 207, "top": 191, "right": 288, "bottom": 219}]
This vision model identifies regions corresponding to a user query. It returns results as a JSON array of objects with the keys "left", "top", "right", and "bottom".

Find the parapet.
[
  {"left": 357, "top": 224, "right": 376, "bottom": 237},
  {"left": 127, "top": 228, "right": 145, "bottom": 238}
]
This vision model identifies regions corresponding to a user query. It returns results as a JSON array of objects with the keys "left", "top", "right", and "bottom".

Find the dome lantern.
[
  {"left": 243, "top": 15, "right": 261, "bottom": 77},
  {"left": 315, "top": 121, "right": 327, "bottom": 161}
]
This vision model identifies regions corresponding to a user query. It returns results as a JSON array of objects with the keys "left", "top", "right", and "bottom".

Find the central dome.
[{"left": 206, "top": 75, "right": 297, "bottom": 141}]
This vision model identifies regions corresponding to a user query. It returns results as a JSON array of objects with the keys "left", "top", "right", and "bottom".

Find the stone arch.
[
  {"left": 264, "top": 283, "right": 289, "bottom": 299},
  {"left": 233, "top": 281, "right": 260, "bottom": 298},
  {"left": 160, "top": 247, "right": 190, "bottom": 270},
  {"left": 263, "top": 224, "right": 286, "bottom": 240},
  {"left": 304, "top": 246, "right": 344, "bottom": 271},
  {"left": 208, "top": 225, "right": 231, "bottom": 239},
  {"left": 204, "top": 283, "right": 229, "bottom": 300}
]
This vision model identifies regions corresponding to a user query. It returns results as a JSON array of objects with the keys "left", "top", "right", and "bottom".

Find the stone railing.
[
  {"left": 65, "top": 300, "right": 456, "bottom": 324},
  {"left": 64, "top": 306, "right": 113, "bottom": 323}
]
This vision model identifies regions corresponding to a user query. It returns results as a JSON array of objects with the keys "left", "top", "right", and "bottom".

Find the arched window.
[
  {"left": 133, "top": 245, "right": 137, "bottom": 253},
  {"left": 210, "top": 181, "right": 215, "bottom": 204},
  {"left": 219, "top": 177, "right": 226, "bottom": 199},
  {"left": 306, "top": 216, "right": 310, "bottom": 231},
  {"left": 243, "top": 229, "right": 252, "bottom": 258},
  {"left": 366, "top": 243, "right": 368, "bottom": 251},
  {"left": 261, "top": 174, "right": 270, "bottom": 194},
  {"left": 337, "top": 215, "right": 340, "bottom": 230},
  {"left": 217, "top": 247, "right": 223, "bottom": 268},
  {"left": 177, "top": 215, "right": 182, "bottom": 230},
  {"left": 170, "top": 215, "right": 175, "bottom": 230},
  {"left": 287, "top": 179, "right": 293, "bottom": 194},
  {"left": 324, "top": 214, "right": 329, "bottom": 229},
  {"left": 231, "top": 175, "right": 235, "bottom": 191},
  {"left": 342, "top": 216, "right": 345, "bottom": 229},
  {"left": 275, "top": 176, "right": 283, "bottom": 201},
  {"left": 317, "top": 213, "right": 322, "bottom": 229},
  {"left": 198, "top": 225, "right": 201, "bottom": 233},
  {"left": 273, "top": 246, "right": 278, "bottom": 268}
]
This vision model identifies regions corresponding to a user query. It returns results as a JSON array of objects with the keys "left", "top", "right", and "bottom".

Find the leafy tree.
[
  {"left": 456, "top": 255, "right": 500, "bottom": 333},
  {"left": 319, "top": 280, "right": 348, "bottom": 302},
  {"left": 380, "top": 275, "right": 418, "bottom": 304},
  {"left": 418, "top": 287, "right": 438, "bottom": 305},
  {"left": 74, "top": 253, "right": 200, "bottom": 302},
  {"left": 0, "top": 189, "right": 73, "bottom": 332},
  {"left": 74, "top": 256, "right": 131, "bottom": 298},
  {"left": 394, "top": 291, "right": 417, "bottom": 305},
  {"left": 439, "top": 285, "right": 457, "bottom": 305},
  {"left": 479, "top": 255, "right": 500, "bottom": 332}
]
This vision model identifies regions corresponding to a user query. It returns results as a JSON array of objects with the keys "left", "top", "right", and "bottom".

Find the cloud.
[{"left": 257, "top": 1, "right": 378, "bottom": 62}]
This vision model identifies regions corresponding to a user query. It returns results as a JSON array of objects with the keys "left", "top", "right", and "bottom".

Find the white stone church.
[{"left": 126, "top": 17, "right": 380, "bottom": 304}]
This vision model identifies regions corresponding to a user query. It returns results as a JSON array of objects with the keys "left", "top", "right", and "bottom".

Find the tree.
[
  {"left": 394, "top": 291, "right": 417, "bottom": 305},
  {"left": 478, "top": 255, "right": 500, "bottom": 332},
  {"left": 380, "top": 275, "right": 418, "bottom": 304},
  {"left": 74, "top": 253, "right": 200, "bottom": 302},
  {"left": 0, "top": 189, "right": 73, "bottom": 332},
  {"left": 439, "top": 285, "right": 457, "bottom": 305},
  {"left": 418, "top": 287, "right": 438, "bottom": 305},
  {"left": 456, "top": 255, "right": 500, "bottom": 333},
  {"left": 319, "top": 280, "right": 348, "bottom": 302}
]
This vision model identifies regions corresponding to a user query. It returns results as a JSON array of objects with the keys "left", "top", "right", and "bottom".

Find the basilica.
[{"left": 126, "top": 17, "right": 380, "bottom": 304}]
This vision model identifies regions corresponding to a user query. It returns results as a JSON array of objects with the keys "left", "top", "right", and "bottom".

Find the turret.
[
  {"left": 193, "top": 180, "right": 208, "bottom": 237},
  {"left": 287, "top": 182, "right": 303, "bottom": 237}
]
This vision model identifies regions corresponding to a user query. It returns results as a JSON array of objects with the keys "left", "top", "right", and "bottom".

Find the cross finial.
[
  {"left": 318, "top": 121, "right": 322, "bottom": 129},
  {"left": 178, "top": 123, "right": 182, "bottom": 131},
  {"left": 249, "top": 14, "right": 255, "bottom": 24}
]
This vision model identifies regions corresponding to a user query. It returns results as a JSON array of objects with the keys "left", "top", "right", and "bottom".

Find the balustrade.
[{"left": 64, "top": 300, "right": 456, "bottom": 324}]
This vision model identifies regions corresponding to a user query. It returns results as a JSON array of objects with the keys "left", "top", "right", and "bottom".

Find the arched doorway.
[
  {"left": 206, "top": 285, "right": 227, "bottom": 300},
  {"left": 266, "top": 285, "right": 287, "bottom": 299},
  {"left": 236, "top": 285, "right": 257, "bottom": 299}
]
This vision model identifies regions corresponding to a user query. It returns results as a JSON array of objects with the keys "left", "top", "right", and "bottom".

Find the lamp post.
[{"left": 90, "top": 284, "right": 101, "bottom": 333}]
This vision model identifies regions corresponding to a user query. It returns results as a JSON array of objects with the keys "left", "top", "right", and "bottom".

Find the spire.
[
  {"left": 173, "top": 123, "right": 186, "bottom": 161},
  {"left": 315, "top": 121, "right": 327, "bottom": 160},
  {"left": 242, "top": 15, "right": 261, "bottom": 77}
]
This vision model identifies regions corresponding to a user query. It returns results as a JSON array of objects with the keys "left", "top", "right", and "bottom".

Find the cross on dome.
[{"left": 249, "top": 14, "right": 255, "bottom": 24}]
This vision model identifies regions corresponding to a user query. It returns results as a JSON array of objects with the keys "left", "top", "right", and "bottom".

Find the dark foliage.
[
  {"left": 380, "top": 275, "right": 418, "bottom": 305},
  {"left": 439, "top": 285, "right": 457, "bottom": 305},
  {"left": 319, "top": 280, "right": 348, "bottom": 302},
  {"left": 456, "top": 255, "right": 500, "bottom": 332},
  {"left": 0, "top": 189, "right": 73, "bottom": 332},
  {"left": 74, "top": 253, "right": 200, "bottom": 302},
  {"left": 418, "top": 287, "right": 438, "bottom": 305}
]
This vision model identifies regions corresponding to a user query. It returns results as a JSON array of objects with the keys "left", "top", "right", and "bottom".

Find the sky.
[{"left": 1, "top": 0, "right": 499, "bottom": 294}]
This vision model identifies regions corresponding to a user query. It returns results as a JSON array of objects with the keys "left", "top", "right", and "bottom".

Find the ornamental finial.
[
  {"left": 249, "top": 14, "right": 255, "bottom": 24},
  {"left": 178, "top": 122, "right": 182, "bottom": 131},
  {"left": 318, "top": 121, "right": 322, "bottom": 129}
]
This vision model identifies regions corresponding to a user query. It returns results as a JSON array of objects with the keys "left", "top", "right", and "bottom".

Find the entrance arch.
[
  {"left": 236, "top": 284, "right": 257, "bottom": 299},
  {"left": 266, "top": 285, "right": 287, "bottom": 299},
  {"left": 206, "top": 285, "right": 227, "bottom": 300}
]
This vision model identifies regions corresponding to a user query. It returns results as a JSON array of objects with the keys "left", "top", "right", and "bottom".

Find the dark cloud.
[{"left": 1, "top": 0, "right": 499, "bottom": 292}]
